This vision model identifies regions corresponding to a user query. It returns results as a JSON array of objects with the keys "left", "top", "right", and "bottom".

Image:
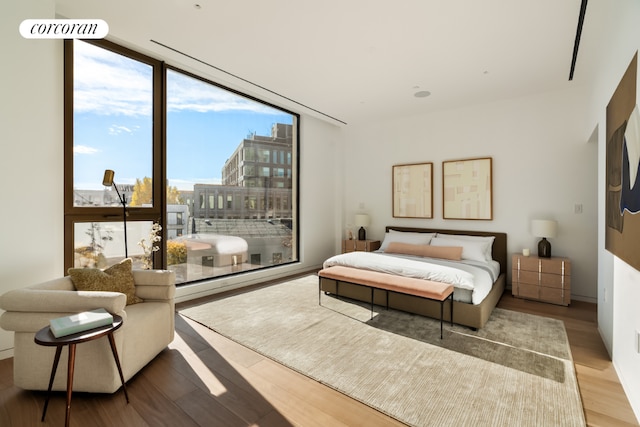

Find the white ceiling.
[{"left": 55, "top": 0, "right": 588, "bottom": 125}]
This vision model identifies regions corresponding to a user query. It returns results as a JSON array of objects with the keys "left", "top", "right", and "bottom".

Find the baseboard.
[
  {"left": 570, "top": 294, "right": 597, "bottom": 304},
  {"left": 175, "top": 265, "right": 321, "bottom": 304},
  {"left": 0, "top": 347, "right": 14, "bottom": 360},
  {"left": 598, "top": 325, "right": 613, "bottom": 358},
  {"left": 612, "top": 358, "right": 640, "bottom": 424}
]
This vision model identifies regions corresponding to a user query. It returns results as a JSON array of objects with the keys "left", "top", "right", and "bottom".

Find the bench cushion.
[{"left": 318, "top": 266, "right": 454, "bottom": 301}]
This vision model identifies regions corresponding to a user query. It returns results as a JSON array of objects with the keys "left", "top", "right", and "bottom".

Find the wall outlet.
[
  {"left": 636, "top": 330, "right": 640, "bottom": 354},
  {"left": 574, "top": 203, "right": 583, "bottom": 214},
  {"left": 603, "top": 287, "right": 607, "bottom": 303}
]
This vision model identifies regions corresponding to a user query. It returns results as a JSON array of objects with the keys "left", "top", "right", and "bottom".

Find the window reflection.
[{"left": 166, "top": 69, "right": 297, "bottom": 284}]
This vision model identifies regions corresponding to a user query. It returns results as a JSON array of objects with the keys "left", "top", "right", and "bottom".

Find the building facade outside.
[
  {"left": 171, "top": 122, "right": 295, "bottom": 283},
  {"left": 191, "top": 184, "right": 292, "bottom": 220},
  {"left": 222, "top": 123, "right": 293, "bottom": 189}
]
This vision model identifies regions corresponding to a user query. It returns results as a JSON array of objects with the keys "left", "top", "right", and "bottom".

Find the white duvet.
[{"left": 322, "top": 251, "right": 499, "bottom": 305}]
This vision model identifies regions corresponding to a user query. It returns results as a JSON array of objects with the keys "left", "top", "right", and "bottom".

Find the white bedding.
[{"left": 322, "top": 251, "right": 500, "bottom": 305}]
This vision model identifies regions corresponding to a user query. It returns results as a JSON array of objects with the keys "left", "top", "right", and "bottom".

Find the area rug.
[{"left": 179, "top": 274, "right": 586, "bottom": 427}]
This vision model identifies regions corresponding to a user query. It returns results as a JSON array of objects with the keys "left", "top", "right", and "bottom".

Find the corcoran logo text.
[{"left": 20, "top": 19, "right": 109, "bottom": 39}]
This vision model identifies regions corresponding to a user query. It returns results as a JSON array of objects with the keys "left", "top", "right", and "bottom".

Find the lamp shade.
[
  {"left": 354, "top": 214, "right": 370, "bottom": 227},
  {"left": 102, "top": 169, "right": 115, "bottom": 186},
  {"left": 531, "top": 219, "right": 557, "bottom": 238}
]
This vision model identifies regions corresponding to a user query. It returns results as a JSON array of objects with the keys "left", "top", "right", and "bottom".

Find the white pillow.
[
  {"left": 379, "top": 231, "right": 435, "bottom": 251},
  {"left": 436, "top": 233, "right": 495, "bottom": 262},
  {"left": 430, "top": 237, "right": 489, "bottom": 262}
]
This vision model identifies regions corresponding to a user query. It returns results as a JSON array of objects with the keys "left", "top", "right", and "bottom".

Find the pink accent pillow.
[{"left": 385, "top": 242, "right": 463, "bottom": 261}]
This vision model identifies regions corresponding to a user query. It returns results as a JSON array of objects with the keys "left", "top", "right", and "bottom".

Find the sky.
[{"left": 73, "top": 40, "right": 294, "bottom": 191}]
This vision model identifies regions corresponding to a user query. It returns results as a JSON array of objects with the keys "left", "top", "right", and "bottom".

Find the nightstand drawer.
[
  {"left": 539, "top": 286, "right": 570, "bottom": 305},
  {"left": 541, "top": 273, "right": 570, "bottom": 288},
  {"left": 516, "top": 256, "right": 540, "bottom": 272},
  {"left": 513, "top": 270, "right": 538, "bottom": 285},
  {"left": 516, "top": 256, "right": 571, "bottom": 275},
  {"left": 515, "top": 283, "right": 540, "bottom": 300},
  {"left": 512, "top": 270, "right": 570, "bottom": 288}
]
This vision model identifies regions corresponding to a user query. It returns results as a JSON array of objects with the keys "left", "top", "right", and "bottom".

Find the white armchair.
[{"left": 0, "top": 269, "right": 175, "bottom": 393}]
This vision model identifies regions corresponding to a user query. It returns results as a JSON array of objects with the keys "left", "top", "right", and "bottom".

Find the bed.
[{"left": 319, "top": 226, "right": 507, "bottom": 329}]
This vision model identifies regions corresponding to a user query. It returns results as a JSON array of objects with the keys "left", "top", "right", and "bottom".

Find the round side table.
[{"left": 34, "top": 314, "right": 129, "bottom": 427}]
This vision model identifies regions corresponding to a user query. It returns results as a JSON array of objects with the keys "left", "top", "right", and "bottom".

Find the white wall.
[
  {"left": 0, "top": 0, "right": 64, "bottom": 358},
  {"left": 340, "top": 85, "right": 598, "bottom": 302}
]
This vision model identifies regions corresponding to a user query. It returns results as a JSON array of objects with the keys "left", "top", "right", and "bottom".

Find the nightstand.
[
  {"left": 512, "top": 254, "right": 571, "bottom": 306},
  {"left": 342, "top": 239, "right": 381, "bottom": 253}
]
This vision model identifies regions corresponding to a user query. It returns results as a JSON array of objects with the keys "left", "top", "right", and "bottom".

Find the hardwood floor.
[
  {"left": 498, "top": 294, "right": 639, "bottom": 427},
  {"left": 0, "top": 281, "right": 637, "bottom": 426}
]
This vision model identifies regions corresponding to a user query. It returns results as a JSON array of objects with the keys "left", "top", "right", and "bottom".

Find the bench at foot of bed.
[{"left": 317, "top": 266, "right": 454, "bottom": 339}]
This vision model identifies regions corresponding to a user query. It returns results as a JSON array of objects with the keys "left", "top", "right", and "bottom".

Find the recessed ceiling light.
[{"left": 414, "top": 91, "right": 431, "bottom": 98}]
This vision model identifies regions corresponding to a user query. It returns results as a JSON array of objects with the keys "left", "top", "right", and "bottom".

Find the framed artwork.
[
  {"left": 392, "top": 162, "right": 433, "bottom": 218},
  {"left": 605, "top": 52, "right": 640, "bottom": 271},
  {"left": 443, "top": 157, "right": 493, "bottom": 220}
]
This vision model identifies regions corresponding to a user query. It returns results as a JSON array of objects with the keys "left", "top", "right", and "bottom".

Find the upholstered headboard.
[{"left": 385, "top": 226, "right": 508, "bottom": 275}]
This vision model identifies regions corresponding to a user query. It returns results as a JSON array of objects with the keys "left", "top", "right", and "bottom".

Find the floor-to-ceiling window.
[
  {"left": 64, "top": 39, "right": 299, "bottom": 285},
  {"left": 165, "top": 68, "right": 297, "bottom": 283}
]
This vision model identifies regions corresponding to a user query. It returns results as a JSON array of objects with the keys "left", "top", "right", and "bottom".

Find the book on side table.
[{"left": 49, "top": 308, "right": 114, "bottom": 338}]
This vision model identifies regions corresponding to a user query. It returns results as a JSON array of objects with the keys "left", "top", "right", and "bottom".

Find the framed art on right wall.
[
  {"left": 605, "top": 52, "right": 640, "bottom": 271},
  {"left": 443, "top": 157, "right": 493, "bottom": 220}
]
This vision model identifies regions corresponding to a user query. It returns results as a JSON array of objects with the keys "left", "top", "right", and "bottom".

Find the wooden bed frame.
[{"left": 319, "top": 226, "right": 507, "bottom": 329}]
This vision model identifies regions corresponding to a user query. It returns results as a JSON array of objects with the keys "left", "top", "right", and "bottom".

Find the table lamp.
[
  {"left": 354, "top": 214, "right": 370, "bottom": 240},
  {"left": 531, "top": 219, "right": 557, "bottom": 258}
]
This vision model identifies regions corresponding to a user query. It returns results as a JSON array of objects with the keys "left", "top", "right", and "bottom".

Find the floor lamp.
[{"left": 102, "top": 169, "right": 128, "bottom": 258}]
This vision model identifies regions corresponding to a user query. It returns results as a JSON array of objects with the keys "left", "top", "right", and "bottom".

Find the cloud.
[
  {"left": 108, "top": 124, "right": 136, "bottom": 135},
  {"left": 74, "top": 145, "right": 100, "bottom": 154},
  {"left": 73, "top": 41, "right": 286, "bottom": 118},
  {"left": 166, "top": 70, "right": 282, "bottom": 115},
  {"left": 74, "top": 41, "right": 153, "bottom": 117}
]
